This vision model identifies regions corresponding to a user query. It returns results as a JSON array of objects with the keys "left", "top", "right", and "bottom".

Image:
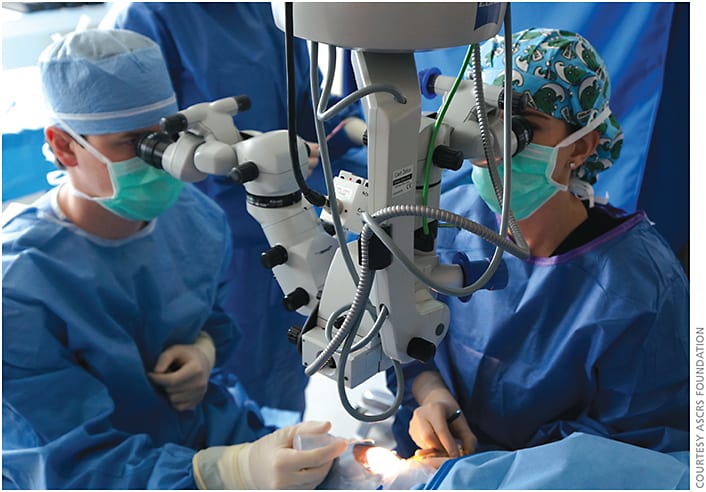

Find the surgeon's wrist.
[
  {"left": 216, "top": 443, "right": 254, "bottom": 489},
  {"left": 193, "top": 447, "right": 227, "bottom": 490},
  {"left": 420, "top": 388, "right": 457, "bottom": 410},
  {"left": 194, "top": 331, "right": 216, "bottom": 371},
  {"left": 413, "top": 371, "right": 453, "bottom": 406},
  {"left": 192, "top": 443, "right": 255, "bottom": 490}
]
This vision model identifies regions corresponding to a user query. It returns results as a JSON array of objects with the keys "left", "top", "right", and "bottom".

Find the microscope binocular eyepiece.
[
  {"left": 497, "top": 90, "right": 532, "bottom": 115},
  {"left": 136, "top": 131, "right": 174, "bottom": 170},
  {"left": 510, "top": 115, "right": 533, "bottom": 155}
]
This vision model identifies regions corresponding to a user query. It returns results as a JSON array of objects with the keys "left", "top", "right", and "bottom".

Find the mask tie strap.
[
  {"left": 50, "top": 113, "right": 113, "bottom": 167},
  {"left": 556, "top": 107, "right": 612, "bottom": 148}
]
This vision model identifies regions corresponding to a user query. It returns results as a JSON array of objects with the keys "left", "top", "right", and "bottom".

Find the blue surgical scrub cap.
[
  {"left": 39, "top": 29, "right": 178, "bottom": 135},
  {"left": 477, "top": 28, "right": 623, "bottom": 184}
]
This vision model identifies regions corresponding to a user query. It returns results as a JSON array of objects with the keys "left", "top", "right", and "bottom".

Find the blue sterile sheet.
[{"left": 422, "top": 433, "right": 689, "bottom": 490}]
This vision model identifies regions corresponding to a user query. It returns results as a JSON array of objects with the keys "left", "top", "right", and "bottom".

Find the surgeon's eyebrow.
[
  {"left": 118, "top": 130, "right": 149, "bottom": 138},
  {"left": 523, "top": 109, "right": 552, "bottom": 120}
]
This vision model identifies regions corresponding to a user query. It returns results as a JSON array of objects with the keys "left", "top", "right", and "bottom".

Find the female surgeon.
[{"left": 399, "top": 28, "right": 689, "bottom": 461}]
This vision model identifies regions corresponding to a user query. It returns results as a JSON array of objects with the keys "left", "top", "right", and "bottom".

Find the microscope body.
[
  {"left": 138, "top": 100, "right": 338, "bottom": 317},
  {"left": 278, "top": 2, "right": 511, "bottom": 385},
  {"left": 139, "top": 2, "right": 524, "bottom": 401}
]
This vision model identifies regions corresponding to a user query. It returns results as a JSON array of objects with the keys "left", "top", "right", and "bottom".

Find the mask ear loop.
[
  {"left": 537, "top": 108, "right": 611, "bottom": 192},
  {"left": 50, "top": 113, "right": 114, "bottom": 168},
  {"left": 558, "top": 107, "right": 612, "bottom": 207},
  {"left": 49, "top": 113, "right": 118, "bottom": 200},
  {"left": 543, "top": 145, "right": 569, "bottom": 191}
]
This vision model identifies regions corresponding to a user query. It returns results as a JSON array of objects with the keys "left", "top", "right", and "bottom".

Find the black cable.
[{"left": 285, "top": 2, "right": 327, "bottom": 207}]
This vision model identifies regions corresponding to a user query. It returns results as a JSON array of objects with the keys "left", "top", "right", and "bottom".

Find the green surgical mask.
[
  {"left": 61, "top": 124, "right": 183, "bottom": 221},
  {"left": 472, "top": 142, "right": 567, "bottom": 220},
  {"left": 87, "top": 156, "right": 184, "bottom": 221},
  {"left": 472, "top": 109, "right": 610, "bottom": 220}
]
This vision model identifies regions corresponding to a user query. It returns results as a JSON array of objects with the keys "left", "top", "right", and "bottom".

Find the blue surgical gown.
[
  {"left": 112, "top": 2, "right": 366, "bottom": 415},
  {"left": 394, "top": 167, "right": 689, "bottom": 455},
  {"left": 2, "top": 185, "right": 270, "bottom": 489}
]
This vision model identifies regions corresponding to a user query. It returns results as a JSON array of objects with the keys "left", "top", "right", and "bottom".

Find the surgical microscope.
[{"left": 136, "top": 2, "right": 532, "bottom": 423}]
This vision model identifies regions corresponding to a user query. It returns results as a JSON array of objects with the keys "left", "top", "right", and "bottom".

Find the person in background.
[
  {"left": 106, "top": 2, "right": 366, "bottom": 425},
  {"left": 394, "top": 27, "right": 689, "bottom": 463},
  {"left": 2, "top": 28, "right": 346, "bottom": 489}
]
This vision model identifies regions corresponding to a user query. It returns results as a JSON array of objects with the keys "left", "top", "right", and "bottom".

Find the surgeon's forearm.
[{"left": 412, "top": 371, "right": 455, "bottom": 406}]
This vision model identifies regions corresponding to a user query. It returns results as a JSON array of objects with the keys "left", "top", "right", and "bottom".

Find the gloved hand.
[
  {"left": 149, "top": 331, "right": 216, "bottom": 411},
  {"left": 192, "top": 421, "right": 347, "bottom": 489},
  {"left": 409, "top": 371, "right": 476, "bottom": 466}
]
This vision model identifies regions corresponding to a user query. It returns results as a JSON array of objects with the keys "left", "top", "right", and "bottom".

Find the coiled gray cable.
[
  {"left": 360, "top": 204, "right": 528, "bottom": 298},
  {"left": 336, "top": 305, "right": 405, "bottom": 422},
  {"left": 325, "top": 303, "right": 386, "bottom": 352}
]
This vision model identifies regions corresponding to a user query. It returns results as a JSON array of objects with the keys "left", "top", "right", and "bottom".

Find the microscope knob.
[
  {"left": 287, "top": 325, "right": 302, "bottom": 346},
  {"left": 230, "top": 161, "right": 259, "bottom": 184},
  {"left": 233, "top": 95, "right": 251, "bottom": 113},
  {"left": 322, "top": 221, "right": 336, "bottom": 236},
  {"left": 283, "top": 288, "right": 310, "bottom": 312},
  {"left": 261, "top": 245, "right": 288, "bottom": 269},
  {"left": 160, "top": 113, "right": 188, "bottom": 137},
  {"left": 407, "top": 337, "right": 437, "bottom": 363},
  {"left": 418, "top": 66, "right": 442, "bottom": 100},
  {"left": 432, "top": 145, "right": 464, "bottom": 170}
]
